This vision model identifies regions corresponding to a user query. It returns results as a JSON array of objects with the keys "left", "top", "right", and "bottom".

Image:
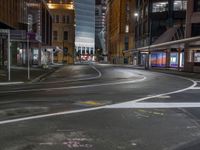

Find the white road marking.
[
  {"left": 190, "top": 87, "right": 200, "bottom": 90},
  {"left": 0, "top": 106, "right": 106, "bottom": 125},
  {"left": 0, "top": 82, "right": 24, "bottom": 86},
  {"left": 106, "top": 102, "right": 200, "bottom": 109},
  {"left": 0, "top": 77, "right": 146, "bottom": 94},
  {"left": 0, "top": 72, "right": 198, "bottom": 125}
]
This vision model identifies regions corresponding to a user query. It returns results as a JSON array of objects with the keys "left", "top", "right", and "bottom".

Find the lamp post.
[
  {"left": 27, "top": 6, "right": 31, "bottom": 80},
  {"left": 134, "top": 12, "right": 139, "bottom": 66}
]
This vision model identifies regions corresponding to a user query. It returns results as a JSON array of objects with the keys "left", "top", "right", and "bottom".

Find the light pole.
[
  {"left": 134, "top": 12, "right": 139, "bottom": 66},
  {"left": 27, "top": 6, "right": 31, "bottom": 80}
]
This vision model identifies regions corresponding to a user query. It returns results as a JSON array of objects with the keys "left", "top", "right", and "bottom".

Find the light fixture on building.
[{"left": 134, "top": 13, "right": 139, "bottom": 17}]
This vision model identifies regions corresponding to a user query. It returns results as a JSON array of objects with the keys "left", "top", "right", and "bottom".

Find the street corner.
[{"left": 75, "top": 100, "right": 112, "bottom": 107}]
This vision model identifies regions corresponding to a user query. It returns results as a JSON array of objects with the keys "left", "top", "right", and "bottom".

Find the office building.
[
  {"left": 74, "top": 0, "right": 95, "bottom": 61},
  {"left": 106, "top": 0, "right": 136, "bottom": 64},
  {"left": 47, "top": 0, "right": 75, "bottom": 64}
]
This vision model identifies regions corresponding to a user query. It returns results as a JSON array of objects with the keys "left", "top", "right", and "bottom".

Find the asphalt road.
[{"left": 0, "top": 64, "right": 200, "bottom": 150}]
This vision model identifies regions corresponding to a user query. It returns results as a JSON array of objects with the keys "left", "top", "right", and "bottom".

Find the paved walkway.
[{"left": 0, "top": 65, "right": 62, "bottom": 85}]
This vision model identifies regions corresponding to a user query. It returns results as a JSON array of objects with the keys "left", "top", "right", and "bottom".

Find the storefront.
[{"left": 151, "top": 52, "right": 167, "bottom": 67}]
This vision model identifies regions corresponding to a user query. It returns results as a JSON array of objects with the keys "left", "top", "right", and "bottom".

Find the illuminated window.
[
  {"left": 194, "top": 52, "right": 200, "bottom": 62},
  {"left": 173, "top": 0, "right": 187, "bottom": 11},
  {"left": 125, "top": 25, "right": 129, "bottom": 33},
  {"left": 152, "top": 2, "right": 168, "bottom": 12}
]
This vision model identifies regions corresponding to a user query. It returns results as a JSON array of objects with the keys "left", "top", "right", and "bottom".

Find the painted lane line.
[
  {"left": 0, "top": 77, "right": 146, "bottom": 94},
  {"left": 0, "top": 82, "right": 24, "bottom": 86},
  {"left": 0, "top": 73, "right": 197, "bottom": 125},
  {"left": 105, "top": 77, "right": 197, "bottom": 109},
  {"left": 106, "top": 102, "right": 200, "bottom": 109},
  {"left": 190, "top": 87, "right": 200, "bottom": 90},
  {"left": 0, "top": 78, "right": 196, "bottom": 125},
  {"left": 0, "top": 106, "right": 105, "bottom": 125}
]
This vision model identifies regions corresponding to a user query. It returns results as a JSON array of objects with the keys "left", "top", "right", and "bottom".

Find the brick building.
[
  {"left": 47, "top": 0, "right": 75, "bottom": 64},
  {"left": 106, "top": 0, "right": 136, "bottom": 64}
]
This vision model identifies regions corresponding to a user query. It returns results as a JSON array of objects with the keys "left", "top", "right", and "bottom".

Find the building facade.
[
  {"left": 47, "top": 0, "right": 75, "bottom": 64},
  {"left": 0, "top": 0, "right": 26, "bottom": 68},
  {"left": 106, "top": 0, "right": 136, "bottom": 64},
  {"left": 135, "top": 0, "right": 187, "bottom": 68},
  {"left": 74, "top": 0, "right": 95, "bottom": 62},
  {"left": 0, "top": 0, "right": 53, "bottom": 68},
  {"left": 95, "top": 0, "right": 106, "bottom": 61},
  {"left": 184, "top": 0, "right": 200, "bottom": 72}
]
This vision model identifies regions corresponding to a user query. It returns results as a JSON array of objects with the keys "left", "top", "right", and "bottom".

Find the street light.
[
  {"left": 134, "top": 13, "right": 139, "bottom": 17},
  {"left": 134, "top": 12, "right": 139, "bottom": 65}
]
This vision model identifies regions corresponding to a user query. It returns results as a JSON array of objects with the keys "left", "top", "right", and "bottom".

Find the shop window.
[
  {"left": 151, "top": 52, "right": 167, "bottom": 67},
  {"left": 194, "top": 52, "right": 200, "bottom": 62},
  {"left": 194, "top": 0, "right": 200, "bottom": 12},
  {"left": 173, "top": 0, "right": 187, "bottom": 11},
  {"left": 152, "top": 2, "right": 168, "bottom": 12}
]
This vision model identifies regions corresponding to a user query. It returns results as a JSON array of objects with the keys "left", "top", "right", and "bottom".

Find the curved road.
[{"left": 0, "top": 64, "right": 200, "bottom": 150}]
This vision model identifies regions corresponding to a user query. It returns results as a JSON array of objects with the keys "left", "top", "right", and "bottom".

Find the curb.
[{"left": 30, "top": 66, "right": 63, "bottom": 83}]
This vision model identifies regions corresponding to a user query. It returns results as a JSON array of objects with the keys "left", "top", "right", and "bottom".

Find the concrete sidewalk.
[
  {"left": 107, "top": 63, "right": 200, "bottom": 79},
  {"left": 0, "top": 65, "right": 62, "bottom": 85},
  {"left": 150, "top": 67, "right": 200, "bottom": 79}
]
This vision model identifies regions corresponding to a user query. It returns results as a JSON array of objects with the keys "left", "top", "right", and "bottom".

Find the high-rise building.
[
  {"left": 106, "top": 0, "right": 136, "bottom": 64},
  {"left": 95, "top": 0, "right": 106, "bottom": 61},
  {"left": 74, "top": 0, "right": 95, "bottom": 61},
  {"left": 47, "top": 0, "right": 75, "bottom": 64}
]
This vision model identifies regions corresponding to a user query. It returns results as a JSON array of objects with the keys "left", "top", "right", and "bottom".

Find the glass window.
[
  {"left": 194, "top": 52, "right": 200, "bottom": 62},
  {"left": 86, "top": 47, "right": 90, "bottom": 54},
  {"left": 125, "top": 25, "right": 129, "bottom": 33},
  {"left": 66, "top": 16, "right": 70, "bottom": 24},
  {"left": 64, "top": 31, "right": 68, "bottom": 40},
  {"left": 173, "top": 0, "right": 187, "bottom": 11},
  {"left": 53, "top": 31, "right": 57, "bottom": 41},
  {"left": 192, "top": 23, "right": 200, "bottom": 37},
  {"left": 62, "top": 15, "right": 66, "bottom": 23},
  {"left": 152, "top": 2, "right": 168, "bottom": 12},
  {"left": 56, "top": 15, "right": 59, "bottom": 23},
  {"left": 194, "top": 0, "right": 200, "bottom": 12}
]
